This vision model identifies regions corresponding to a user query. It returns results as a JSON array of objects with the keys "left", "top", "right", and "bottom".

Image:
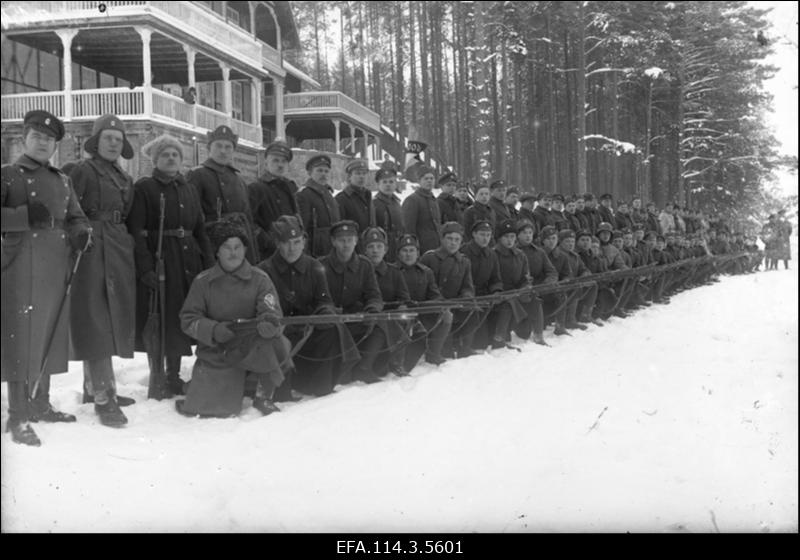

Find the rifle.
[
  {"left": 145, "top": 193, "right": 167, "bottom": 400},
  {"left": 229, "top": 310, "right": 420, "bottom": 330}
]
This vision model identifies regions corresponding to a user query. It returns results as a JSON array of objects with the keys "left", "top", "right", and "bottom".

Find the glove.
[
  {"left": 213, "top": 322, "right": 236, "bottom": 344},
  {"left": 257, "top": 321, "right": 280, "bottom": 339},
  {"left": 28, "top": 201, "right": 53, "bottom": 228},
  {"left": 71, "top": 228, "right": 92, "bottom": 252},
  {"left": 364, "top": 304, "right": 381, "bottom": 314},
  {"left": 519, "top": 293, "right": 532, "bottom": 304},
  {"left": 141, "top": 270, "right": 158, "bottom": 290}
]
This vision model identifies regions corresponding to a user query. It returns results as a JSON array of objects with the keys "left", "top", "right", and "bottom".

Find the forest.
[{"left": 288, "top": 1, "right": 791, "bottom": 224}]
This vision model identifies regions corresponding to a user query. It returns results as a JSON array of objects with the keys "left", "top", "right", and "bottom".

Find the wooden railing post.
[{"left": 56, "top": 29, "right": 78, "bottom": 120}]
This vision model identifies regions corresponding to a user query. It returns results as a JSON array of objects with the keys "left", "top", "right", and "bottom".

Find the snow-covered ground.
[{"left": 2, "top": 250, "right": 797, "bottom": 533}]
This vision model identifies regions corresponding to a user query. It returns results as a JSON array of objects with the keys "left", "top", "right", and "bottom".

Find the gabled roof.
[{"left": 273, "top": 1, "right": 300, "bottom": 50}]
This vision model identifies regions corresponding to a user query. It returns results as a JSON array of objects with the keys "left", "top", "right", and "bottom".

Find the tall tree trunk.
[
  {"left": 472, "top": 1, "right": 490, "bottom": 179},
  {"left": 395, "top": 2, "right": 406, "bottom": 147},
  {"left": 546, "top": 15, "right": 557, "bottom": 192},
  {"left": 575, "top": 2, "right": 587, "bottom": 194},
  {"left": 410, "top": 1, "right": 417, "bottom": 132},
  {"left": 434, "top": 3, "right": 447, "bottom": 169},
  {"left": 420, "top": 2, "right": 431, "bottom": 143},
  {"left": 611, "top": 71, "right": 620, "bottom": 198},
  {"left": 313, "top": 4, "right": 322, "bottom": 82},
  {"left": 491, "top": 34, "right": 502, "bottom": 177},
  {"left": 339, "top": 3, "right": 346, "bottom": 95},
  {"left": 358, "top": 2, "right": 367, "bottom": 104}
]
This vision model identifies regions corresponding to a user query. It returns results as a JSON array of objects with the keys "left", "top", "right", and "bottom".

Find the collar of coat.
[
  {"left": 271, "top": 252, "right": 311, "bottom": 275},
  {"left": 399, "top": 260, "right": 427, "bottom": 272},
  {"left": 203, "top": 158, "right": 240, "bottom": 174},
  {"left": 207, "top": 260, "right": 254, "bottom": 282},
  {"left": 326, "top": 251, "right": 361, "bottom": 273},
  {"left": 373, "top": 260, "right": 390, "bottom": 276},
  {"left": 17, "top": 154, "right": 60, "bottom": 173},
  {"left": 432, "top": 246, "right": 462, "bottom": 261},
  {"left": 305, "top": 178, "right": 333, "bottom": 194},
  {"left": 152, "top": 168, "right": 187, "bottom": 186},
  {"left": 89, "top": 155, "right": 126, "bottom": 176},
  {"left": 414, "top": 187, "right": 436, "bottom": 200},
  {"left": 344, "top": 184, "right": 371, "bottom": 200},
  {"left": 494, "top": 243, "right": 520, "bottom": 258},
  {"left": 259, "top": 170, "right": 289, "bottom": 185},
  {"left": 375, "top": 191, "right": 400, "bottom": 204},
  {"left": 463, "top": 240, "right": 493, "bottom": 258}
]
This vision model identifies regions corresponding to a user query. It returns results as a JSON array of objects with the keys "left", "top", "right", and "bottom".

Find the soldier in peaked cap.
[
  {"left": 336, "top": 159, "right": 374, "bottom": 245},
  {"left": 504, "top": 185, "right": 521, "bottom": 223},
  {"left": 188, "top": 125, "right": 259, "bottom": 265},
  {"left": 402, "top": 165, "right": 442, "bottom": 255},
  {"left": 248, "top": 140, "right": 300, "bottom": 260},
  {"left": 462, "top": 182, "right": 496, "bottom": 240},
  {"left": 2, "top": 110, "right": 92, "bottom": 446},
  {"left": 550, "top": 193, "right": 570, "bottom": 232},
  {"left": 437, "top": 170, "right": 463, "bottom": 225},
  {"left": 488, "top": 179, "right": 513, "bottom": 234},
  {"left": 514, "top": 219, "right": 554, "bottom": 345},
  {"left": 373, "top": 165, "right": 405, "bottom": 263},
  {"left": 69, "top": 114, "right": 138, "bottom": 426},
  {"left": 461, "top": 219, "right": 503, "bottom": 351},
  {"left": 532, "top": 192, "right": 556, "bottom": 234},
  {"left": 518, "top": 192, "right": 538, "bottom": 238},
  {"left": 298, "top": 153, "right": 339, "bottom": 258},
  {"left": 257, "top": 216, "right": 354, "bottom": 399}
]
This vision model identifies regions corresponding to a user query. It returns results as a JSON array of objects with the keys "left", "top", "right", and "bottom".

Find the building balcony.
[
  {"left": 1, "top": 1, "right": 282, "bottom": 78},
  {"left": 1, "top": 87, "right": 262, "bottom": 146},
  {"left": 263, "top": 91, "right": 381, "bottom": 134}
]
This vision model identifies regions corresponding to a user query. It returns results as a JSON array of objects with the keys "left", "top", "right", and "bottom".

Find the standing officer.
[
  {"left": 187, "top": 125, "right": 258, "bottom": 264},
  {"left": 2, "top": 111, "right": 92, "bottom": 445},
  {"left": 550, "top": 194, "right": 570, "bottom": 231},
  {"left": 298, "top": 154, "right": 340, "bottom": 258},
  {"left": 532, "top": 193, "right": 555, "bottom": 233},
  {"left": 518, "top": 192, "right": 538, "bottom": 238},
  {"left": 336, "top": 158, "right": 374, "bottom": 234},
  {"left": 69, "top": 114, "right": 137, "bottom": 427},
  {"left": 373, "top": 165, "right": 405, "bottom": 262},
  {"left": 437, "top": 171, "right": 462, "bottom": 224},
  {"left": 248, "top": 140, "right": 300, "bottom": 259},
  {"left": 598, "top": 193, "right": 615, "bottom": 224},
  {"left": 402, "top": 165, "right": 442, "bottom": 254},
  {"left": 487, "top": 179, "right": 513, "bottom": 235}
]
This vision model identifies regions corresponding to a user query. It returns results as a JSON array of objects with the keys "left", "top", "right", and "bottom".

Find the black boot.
[
  {"left": 532, "top": 333, "right": 549, "bottom": 347},
  {"left": 252, "top": 397, "right": 280, "bottom": 416},
  {"left": 29, "top": 405, "right": 76, "bottom": 423},
  {"left": 83, "top": 391, "right": 135, "bottom": 407},
  {"left": 566, "top": 322, "right": 588, "bottom": 331},
  {"left": 553, "top": 324, "right": 571, "bottom": 336},
  {"left": 165, "top": 372, "right": 186, "bottom": 398},
  {"left": 7, "top": 419, "right": 41, "bottom": 446},
  {"left": 95, "top": 398, "right": 128, "bottom": 428}
]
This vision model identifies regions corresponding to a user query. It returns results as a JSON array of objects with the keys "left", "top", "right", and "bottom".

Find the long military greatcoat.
[
  {"left": 69, "top": 156, "right": 136, "bottom": 361},
  {"left": 2, "top": 155, "right": 90, "bottom": 383},
  {"left": 420, "top": 247, "right": 475, "bottom": 299},
  {"left": 373, "top": 191, "right": 405, "bottom": 262},
  {"left": 298, "top": 179, "right": 340, "bottom": 258},
  {"left": 247, "top": 171, "right": 300, "bottom": 258},
  {"left": 461, "top": 240, "right": 503, "bottom": 296},
  {"left": 402, "top": 188, "right": 442, "bottom": 255},
  {"left": 127, "top": 169, "right": 214, "bottom": 357}
]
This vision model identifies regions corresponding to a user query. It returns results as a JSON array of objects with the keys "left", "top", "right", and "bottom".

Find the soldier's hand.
[
  {"left": 27, "top": 201, "right": 53, "bottom": 228},
  {"left": 71, "top": 228, "right": 92, "bottom": 252},
  {"left": 141, "top": 270, "right": 158, "bottom": 290},
  {"left": 257, "top": 320, "right": 281, "bottom": 339},
  {"left": 213, "top": 322, "right": 236, "bottom": 344}
]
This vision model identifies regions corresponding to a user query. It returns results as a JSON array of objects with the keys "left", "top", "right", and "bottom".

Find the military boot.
[
  {"left": 83, "top": 391, "right": 135, "bottom": 407},
  {"left": 29, "top": 405, "right": 76, "bottom": 423},
  {"left": 532, "top": 333, "right": 549, "bottom": 347},
  {"left": 95, "top": 398, "right": 128, "bottom": 428},
  {"left": 252, "top": 397, "right": 280, "bottom": 417},
  {"left": 7, "top": 420, "right": 41, "bottom": 446}
]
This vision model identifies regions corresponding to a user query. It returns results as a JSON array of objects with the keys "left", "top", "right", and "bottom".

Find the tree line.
[{"left": 290, "top": 1, "right": 783, "bottom": 225}]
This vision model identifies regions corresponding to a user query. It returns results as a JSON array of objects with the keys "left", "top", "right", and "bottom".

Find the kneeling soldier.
[{"left": 516, "top": 220, "right": 556, "bottom": 345}]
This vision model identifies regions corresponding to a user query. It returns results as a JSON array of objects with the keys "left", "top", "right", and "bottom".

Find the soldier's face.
[
  {"left": 592, "top": 242, "right": 601, "bottom": 255},
  {"left": 618, "top": 204, "right": 629, "bottom": 214},
  {"left": 310, "top": 165, "right": 330, "bottom": 184},
  {"left": 598, "top": 231, "right": 611, "bottom": 244},
  {"left": 491, "top": 187, "right": 507, "bottom": 201},
  {"left": 398, "top": 246, "right": 419, "bottom": 266},
  {"left": 349, "top": 169, "right": 368, "bottom": 187},
  {"left": 559, "top": 238, "right": 575, "bottom": 252},
  {"left": 541, "top": 197, "right": 553, "bottom": 210},
  {"left": 23, "top": 129, "right": 57, "bottom": 163},
  {"left": 585, "top": 199, "right": 596, "bottom": 209},
  {"left": 553, "top": 201, "right": 564, "bottom": 211},
  {"left": 332, "top": 234, "right": 357, "bottom": 260},
  {"left": 635, "top": 230, "right": 644, "bottom": 241},
  {"left": 378, "top": 177, "right": 396, "bottom": 195},
  {"left": 613, "top": 238, "right": 623, "bottom": 250},
  {"left": 623, "top": 234, "right": 634, "bottom": 247},
  {"left": 521, "top": 200, "right": 535, "bottom": 210},
  {"left": 455, "top": 187, "right": 469, "bottom": 202},
  {"left": 542, "top": 235, "right": 558, "bottom": 251},
  {"left": 418, "top": 173, "right": 436, "bottom": 190},
  {"left": 97, "top": 129, "right": 124, "bottom": 162},
  {"left": 656, "top": 240, "right": 665, "bottom": 250},
  {"left": 156, "top": 147, "right": 182, "bottom": 176},
  {"left": 441, "top": 182, "right": 456, "bottom": 194},
  {"left": 266, "top": 154, "right": 289, "bottom": 176},
  {"left": 601, "top": 199, "right": 612, "bottom": 208},
  {"left": 566, "top": 202, "right": 576, "bottom": 213},
  {"left": 576, "top": 199, "right": 585, "bottom": 211},
  {"left": 472, "top": 229, "right": 492, "bottom": 248},
  {"left": 217, "top": 237, "right": 246, "bottom": 272},
  {"left": 209, "top": 140, "right": 235, "bottom": 166},
  {"left": 365, "top": 241, "right": 386, "bottom": 265},
  {"left": 499, "top": 233, "right": 516, "bottom": 249},
  {"left": 517, "top": 228, "right": 534, "bottom": 245},
  {"left": 442, "top": 233, "right": 463, "bottom": 254},
  {"left": 278, "top": 236, "right": 305, "bottom": 264},
  {"left": 475, "top": 188, "right": 491, "bottom": 205},
  {"left": 632, "top": 199, "right": 641, "bottom": 209},
  {"left": 577, "top": 237, "right": 592, "bottom": 251},
  {"left": 505, "top": 193, "right": 519, "bottom": 206}
]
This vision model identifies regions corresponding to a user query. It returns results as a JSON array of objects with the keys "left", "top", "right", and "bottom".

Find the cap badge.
[{"left": 45, "top": 118, "right": 51, "bottom": 125}]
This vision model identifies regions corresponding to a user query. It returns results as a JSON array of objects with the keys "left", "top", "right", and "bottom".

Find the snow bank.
[{"left": 2, "top": 262, "right": 797, "bottom": 533}]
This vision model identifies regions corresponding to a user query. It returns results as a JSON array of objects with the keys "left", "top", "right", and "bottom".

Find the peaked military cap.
[
  {"left": 539, "top": 225, "right": 558, "bottom": 239},
  {"left": 24, "top": 110, "right": 65, "bottom": 141},
  {"left": 345, "top": 159, "right": 369, "bottom": 175},
  {"left": 520, "top": 192, "right": 537, "bottom": 203},
  {"left": 271, "top": 215, "right": 304, "bottom": 242},
  {"left": 441, "top": 222, "right": 465, "bottom": 236},
  {"left": 516, "top": 219, "right": 535, "bottom": 233},
  {"left": 471, "top": 220, "right": 493, "bottom": 234},
  {"left": 83, "top": 114, "right": 134, "bottom": 159},
  {"left": 633, "top": 223, "right": 645, "bottom": 231},
  {"left": 645, "top": 230, "right": 658, "bottom": 239},
  {"left": 611, "top": 230, "right": 623, "bottom": 240},
  {"left": 416, "top": 164, "right": 436, "bottom": 179},
  {"left": 597, "top": 222, "right": 614, "bottom": 233},
  {"left": 583, "top": 193, "right": 595, "bottom": 201},
  {"left": 558, "top": 229, "right": 576, "bottom": 241},
  {"left": 265, "top": 140, "right": 293, "bottom": 162},
  {"left": 489, "top": 179, "right": 506, "bottom": 190},
  {"left": 599, "top": 193, "right": 613, "bottom": 201},
  {"left": 207, "top": 125, "right": 238, "bottom": 148},
  {"left": 497, "top": 220, "right": 517, "bottom": 238},
  {"left": 576, "top": 230, "right": 593, "bottom": 240},
  {"left": 439, "top": 171, "right": 458, "bottom": 185},
  {"left": 552, "top": 193, "right": 565, "bottom": 203},
  {"left": 538, "top": 192, "right": 553, "bottom": 201},
  {"left": 330, "top": 220, "right": 359, "bottom": 238},
  {"left": 398, "top": 233, "right": 419, "bottom": 251},
  {"left": 506, "top": 185, "right": 520, "bottom": 196},
  {"left": 306, "top": 154, "right": 332, "bottom": 171},
  {"left": 362, "top": 226, "right": 387, "bottom": 245},
  {"left": 375, "top": 166, "right": 398, "bottom": 182}
]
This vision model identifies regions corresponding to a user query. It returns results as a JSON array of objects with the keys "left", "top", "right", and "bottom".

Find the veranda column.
[
  {"left": 183, "top": 45, "right": 197, "bottom": 126},
  {"left": 56, "top": 29, "right": 78, "bottom": 121},
  {"left": 274, "top": 78, "right": 285, "bottom": 139},
  {"left": 135, "top": 27, "right": 153, "bottom": 117},
  {"left": 333, "top": 119, "right": 341, "bottom": 154},
  {"left": 220, "top": 63, "right": 232, "bottom": 126}
]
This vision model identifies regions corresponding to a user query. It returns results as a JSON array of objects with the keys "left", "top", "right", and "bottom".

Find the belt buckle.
[
  {"left": 176, "top": 226, "right": 185, "bottom": 238},
  {"left": 113, "top": 210, "right": 122, "bottom": 224},
  {"left": 48, "top": 215, "right": 55, "bottom": 230}
]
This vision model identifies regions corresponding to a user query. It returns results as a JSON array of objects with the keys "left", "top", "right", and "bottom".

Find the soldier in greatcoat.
[
  {"left": 462, "top": 183, "right": 496, "bottom": 240},
  {"left": 540, "top": 226, "right": 571, "bottom": 336},
  {"left": 461, "top": 220, "right": 503, "bottom": 350},
  {"left": 69, "top": 114, "right": 137, "bottom": 427},
  {"left": 298, "top": 154, "right": 340, "bottom": 258},
  {"left": 372, "top": 166, "right": 405, "bottom": 262},
  {"left": 515, "top": 219, "right": 556, "bottom": 345},
  {"left": 532, "top": 193, "right": 555, "bottom": 233},
  {"left": 436, "top": 171, "right": 462, "bottom": 225},
  {"left": 2, "top": 111, "right": 92, "bottom": 445},
  {"left": 335, "top": 159, "right": 374, "bottom": 236},
  {"left": 598, "top": 193, "right": 615, "bottom": 225},
  {"left": 402, "top": 166, "right": 442, "bottom": 254},
  {"left": 187, "top": 125, "right": 259, "bottom": 264},
  {"left": 128, "top": 135, "right": 214, "bottom": 398},
  {"left": 492, "top": 220, "right": 537, "bottom": 348},
  {"left": 247, "top": 140, "right": 300, "bottom": 259},
  {"left": 487, "top": 179, "right": 513, "bottom": 237}
]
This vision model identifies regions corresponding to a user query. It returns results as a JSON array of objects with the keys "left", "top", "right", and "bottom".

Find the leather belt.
[
  {"left": 140, "top": 227, "right": 193, "bottom": 239},
  {"left": 88, "top": 210, "right": 125, "bottom": 224}
]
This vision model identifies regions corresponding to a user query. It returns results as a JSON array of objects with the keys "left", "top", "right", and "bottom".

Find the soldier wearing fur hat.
[
  {"left": 2, "top": 110, "right": 92, "bottom": 446},
  {"left": 462, "top": 183, "right": 496, "bottom": 241},
  {"left": 461, "top": 220, "right": 503, "bottom": 350},
  {"left": 336, "top": 159, "right": 374, "bottom": 238},
  {"left": 420, "top": 222, "right": 480, "bottom": 358},
  {"left": 373, "top": 165, "right": 405, "bottom": 262},
  {"left": 178, "top": 217, "right": 291, "bottom": 417},
  {"left": 402, "top": 165, "right": 442, "bottom": 254},
  {"left": 68, "top": 114, "right": 137, "bottom": 425},
  {"left": 128, "top": 134, "right": 214, "bottom": 398},
  {"left": 319, "top": 221, "right": 387, "bottom": 385},
  {"left": 187, "top": 125, "right": 259, "bottom": 265},
  {"left": 258, "top": 215, "right": 357, "bottom": 398},
  {"left": 396, "top": 234, "right": 451, "bottom": 368},
  {"left": 437, "top": 171, "right": 463, "bottom": 225},
  {"left": 515, "top": 220, "right": 554, "bottom": 345},
  {"left": 298, "top": 153, "right": 340, "bottom": 258},
  {"left": 247, "top": 140, "right": 301, "bottom": 260}
]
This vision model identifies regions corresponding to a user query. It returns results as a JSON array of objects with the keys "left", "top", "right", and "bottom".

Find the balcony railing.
[
  {"left": 2, "top": 87, "right": 262, "bottom": 145},
  {"left": 261, "top": 43, "right": 282, "bottom": 71},
  {"left": 282, "top": 91, "right": 381, "bottom": 131}
]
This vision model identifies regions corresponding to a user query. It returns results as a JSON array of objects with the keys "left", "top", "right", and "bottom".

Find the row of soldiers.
[{"left": 1, "top": 109, "right": 760, "bottom": 445}]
